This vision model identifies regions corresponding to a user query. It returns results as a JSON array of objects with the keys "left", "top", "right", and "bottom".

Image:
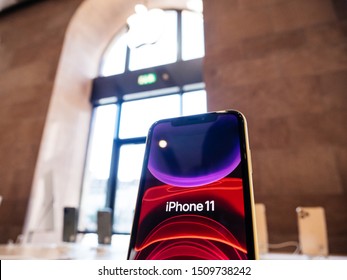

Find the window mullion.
[
  {"left": 105, "top": 102, "right": 122, "bottom": 213},
  {"left": 177, "top": 10, "right": 182, "bottom": 62},
  {"left": 179, "top": 87, "right": 184, "bottom": 116},
  {"left": 125, "top": 46, "right": 131, "bottom": 72}
]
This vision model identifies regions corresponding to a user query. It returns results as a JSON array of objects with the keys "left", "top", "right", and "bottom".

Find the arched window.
[{"left": 78, "top": 6, "right": 206, "bottom": 234}]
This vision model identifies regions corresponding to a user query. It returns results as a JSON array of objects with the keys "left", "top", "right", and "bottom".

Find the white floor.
[{"left": 1, "top": 234, "right": 346, "bottom": 260}]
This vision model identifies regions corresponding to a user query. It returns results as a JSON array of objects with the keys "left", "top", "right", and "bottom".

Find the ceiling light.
[{"left": 126, "top": 5, "right": 165, "bottom": 49}]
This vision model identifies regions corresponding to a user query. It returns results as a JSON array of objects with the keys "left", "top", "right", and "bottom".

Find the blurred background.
[{"left": 0, "top": 0, "right": 346, "bottom": 257}]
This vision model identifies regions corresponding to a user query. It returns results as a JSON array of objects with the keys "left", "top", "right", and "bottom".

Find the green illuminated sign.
[{"left": 138, "top": 72, "right": 157, "bottom": 86}]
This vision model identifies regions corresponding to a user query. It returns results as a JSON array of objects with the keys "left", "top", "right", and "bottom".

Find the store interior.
[{"left": 0, "top": 0, "right": 346, "bottom": 259}]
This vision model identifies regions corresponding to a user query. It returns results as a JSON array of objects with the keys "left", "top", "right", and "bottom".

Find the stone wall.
[
  {"left": 0, "top": 0, "right": 83, "bottom": 243},
  {"left": 204, "top": 0, "right": 347, "bottom": 254}
]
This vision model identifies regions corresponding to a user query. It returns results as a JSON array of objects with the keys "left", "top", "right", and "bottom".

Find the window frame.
[{"left": 79, "top": 9, "right": 205, "bottom": 234}]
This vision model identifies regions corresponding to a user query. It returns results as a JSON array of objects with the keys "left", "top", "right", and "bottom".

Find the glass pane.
[
  {"left": 79, "top": 104, "right": 117, "bottom": 231},
  {"left": 119, "top": 94, "right": 180, "bottom": 139},
  {"left": 182, "top": 90, "right": 207, "bottom": 116},
  {"left": 113, "top": 144, "right": 146, "bottom": 233},
  {"left": 100, "top": 33, "right": 127, "bottom": 76},
  {"left": 182, "top": 10, "right": 205, "bottom": 61},
  {"left": 128, "top": 10, "right": 177, "bottom": 71}
]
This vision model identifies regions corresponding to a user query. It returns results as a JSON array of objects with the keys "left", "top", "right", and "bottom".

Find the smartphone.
[
  {"left": 296, "top": 207, "right": 329, "bottom": 256},
  {"left": 255, "top": 203, "right": 269, "bottom": 254},
  {"left": 97, "top": 209, "right": 113, "bottom": 245},
  {"left": 127, "top": 110, "right": 258, "bottom": 260},
  {"left": 62, "top": 207, "right": 78, "bottom": 243}
]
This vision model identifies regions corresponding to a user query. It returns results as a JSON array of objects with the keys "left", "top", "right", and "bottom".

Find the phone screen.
[{"left": 128, "top": 111, "right": 257, "bottom": 260}]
